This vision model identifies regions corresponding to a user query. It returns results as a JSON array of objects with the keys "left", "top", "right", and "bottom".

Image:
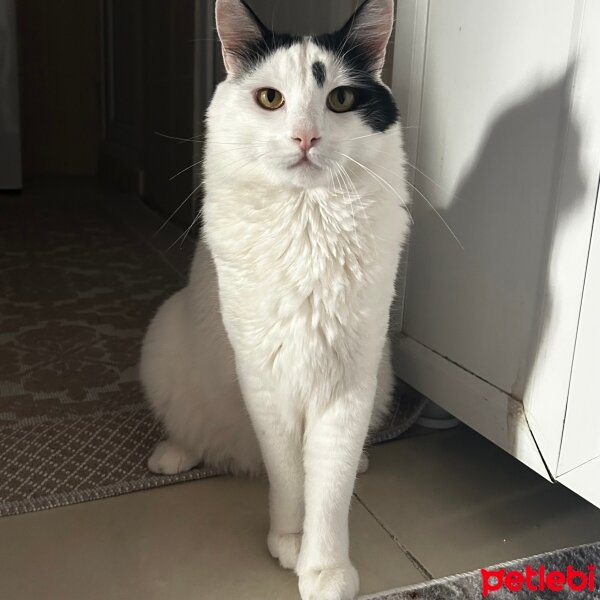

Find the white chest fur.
[{"left": 202, "top": 172, "right": 408, "bottom": 410}]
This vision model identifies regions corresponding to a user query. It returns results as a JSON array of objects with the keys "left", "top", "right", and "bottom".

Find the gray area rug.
[
  {"left": 361, "top": 541, "right": 600, "bottom": 600},
  {"left": 0, "top": 190, "right": 426, "bottom": 518}
]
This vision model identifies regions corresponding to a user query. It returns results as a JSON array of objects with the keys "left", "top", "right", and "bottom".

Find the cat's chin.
[{"left": 283, "top": 162, "right": 326, "bottom": 189}]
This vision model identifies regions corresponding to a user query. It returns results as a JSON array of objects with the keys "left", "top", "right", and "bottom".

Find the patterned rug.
[
  {"left": 361, "top": 541, "right": 600, "bottom": 599},
  {"left": 0, "top": 184, "right": 426, "bottom": 518}
]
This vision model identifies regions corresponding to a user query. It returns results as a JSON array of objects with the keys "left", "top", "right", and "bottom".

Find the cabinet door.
[
  {"left": 99, "top": 0, "right": 144, "bottom": 191},
  {"left": 0, "top": 0, "right": 21, "bottom": 189},
  {"left": 100, "top": 0, "right": 205, "bottom": 231},
  {"left": 142, "top": 0, "right": 199, "bottom": 229},
  {"left": 556, "top": 178, "right": 600, "bottom": 507},
  {"left": 391, "top": 0, "right": 600, "bottom": 484}
]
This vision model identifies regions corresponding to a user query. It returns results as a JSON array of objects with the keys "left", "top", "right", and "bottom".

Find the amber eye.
[
  {"left": 327, "top": 87, "right": 357, "bottom": 113},
  {"left": 256, "top": 88, "right": 285, "bottom": 110}
]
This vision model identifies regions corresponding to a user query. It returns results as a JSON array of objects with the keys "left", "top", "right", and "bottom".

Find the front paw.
[
  {"left": 298, "top": 564, "right": 359, "bottom": 600},
  {"left": 267, "top": 531, "right": 302, "bottom": 570},
  {"left": 147, "top": 440, "right": 198, "bottom": 475}
]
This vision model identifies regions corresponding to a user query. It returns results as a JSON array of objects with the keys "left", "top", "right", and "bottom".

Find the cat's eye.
[
  {"left": 256, "top": 88, "right": 285, "bottom": 110},
  {"left": 327, "top": 87, "right": 357, "bottom": 113}
]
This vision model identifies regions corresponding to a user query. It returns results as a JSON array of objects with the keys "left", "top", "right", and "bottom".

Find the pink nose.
[{"left": 292, "top": 130, "right": 321, "bottom": 151}]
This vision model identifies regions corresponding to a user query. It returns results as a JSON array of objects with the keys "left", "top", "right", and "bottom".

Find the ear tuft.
[
  {"left": 341, "top": 0, "right": 395, "bottom": 73},
  {"left": 215, "top": 0, "right": 265, "bottom": 75}
]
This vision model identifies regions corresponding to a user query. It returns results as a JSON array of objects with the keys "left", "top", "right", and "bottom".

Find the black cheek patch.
[
  {"left": 312, "top": 61, "right": 326, "bottom": 87},
  {"left": 354, "top": 80, "right": 399, "bottom": 132}
]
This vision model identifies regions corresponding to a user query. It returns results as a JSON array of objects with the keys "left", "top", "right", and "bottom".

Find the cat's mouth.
[{"left": 289, "top": 155, "right": 320, "bottom": 170}]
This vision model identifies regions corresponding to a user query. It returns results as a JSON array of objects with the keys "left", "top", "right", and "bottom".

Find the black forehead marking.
[{"left": 312, "top": 61, "right": 326, "bottom": 87}]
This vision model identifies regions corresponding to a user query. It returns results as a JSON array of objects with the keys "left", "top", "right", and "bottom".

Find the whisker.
[
  {"left": 373, "top": 149, "right": 457, "bottom": 200},
  {"left": 344, "top": 162, "right": 380, "bottom": 244},
  {"left": 168, "top": 152, "right": 269, "bottom": 249},
  {"left": 156, "top": 131, "right": 270, "bottom": 146},
  {"left": 155, "top": 180, "right": 204, "bottom": 236},
  {"left": 170, "top": 159, "right": 204, "bottom": 181},
  {"left": 208, "top": 140, "right": 270, "bottom": 146},
  {"left": 160, "top": 152, "right": 264, "bottom": 235},
  {"left": 209, "top": 145, "right": 269, "bottom": 159},
  {"left": 403, "top": 180, "right": 464, "bottom": 249},
  {"left": 155, "top": 131, "right": 204, "bottom": 144},
  {"left": 371, "top": 156, "right": 463, "bottom": 219},
  {"left": 339, "top": 152, "right": 464, "bottom": 249},
  {"left": 342, "top": 126, "right": 418, "bottom": 144},
  {"left": 335, "top": 151, "right": 414, "bottom": 224},
  {"left": 403, "top": 160, "right": 458, "bottom": 199},
  {"left": 343, "top": 132, "right": 383, "bottom": 142},
  {"left": 170, "top": 211, "right": 202, "bottom": 250},
  {"left": 337, "top": 162, "right": 367, "bottom": 249},
  {"left": 336, "top": 12, "right": 358, "bottom": 59},
  {"left": 169, "top": 137, "right": 267, "bottom": 181}
]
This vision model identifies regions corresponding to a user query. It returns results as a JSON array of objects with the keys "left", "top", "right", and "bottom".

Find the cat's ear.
[
  {"left": 338, "top": 0, "right": 395, "bottom": 74},
  {"left": 215, "top": 0, "right": 266, "bottom": 75}
]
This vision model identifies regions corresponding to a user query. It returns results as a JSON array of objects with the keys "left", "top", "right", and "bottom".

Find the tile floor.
[
  {"left": 2, "top": 180, "right": 600, "bottom": 599},
  {"left": 1, "top": 426, "right": 600, "bottom": 600}
]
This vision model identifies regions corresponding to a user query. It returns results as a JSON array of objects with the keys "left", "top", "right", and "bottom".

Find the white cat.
[{"left": 141, "top": 0, "right": 410, "bottom": 598}]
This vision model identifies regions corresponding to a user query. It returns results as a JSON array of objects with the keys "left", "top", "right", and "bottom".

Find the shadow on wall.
[{"left": 419, "top": 67, "right": 586, "bottom": 466}]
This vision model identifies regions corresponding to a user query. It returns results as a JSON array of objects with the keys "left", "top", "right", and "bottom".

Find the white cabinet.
[{"left": 391, "top": 1, "right": 600, "bottom": 507}]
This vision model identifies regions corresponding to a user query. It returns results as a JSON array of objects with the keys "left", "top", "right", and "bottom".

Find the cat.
[{"left": 140, "top": 0, "right": 410, "bottom": 598}]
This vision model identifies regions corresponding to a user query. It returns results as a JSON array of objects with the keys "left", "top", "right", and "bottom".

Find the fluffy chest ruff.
[{"left": 203, "top": 180, "right": 405, "bottom": 405}]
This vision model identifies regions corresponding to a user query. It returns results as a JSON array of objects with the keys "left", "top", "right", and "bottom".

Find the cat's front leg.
[
  {"left": 243, "top": 387, "right": 304, "bottom": 570},
  {"left": 297, "top": 382, "right": 375, "bottom": 600}
]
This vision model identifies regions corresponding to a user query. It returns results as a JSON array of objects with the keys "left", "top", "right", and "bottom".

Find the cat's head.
[{"left": 210, "top": 0, "right": 399, "bottom": 189}]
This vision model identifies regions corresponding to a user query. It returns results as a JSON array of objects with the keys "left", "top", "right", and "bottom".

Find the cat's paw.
[
  {"left": 267, "top": 531, "right": 302, "bottom": 570},
  {"left": 147, "top": 440, "right": 198, "bottom": 475},
  {"left": 298, "top": 564, "right": 359, "bottom": 600}
]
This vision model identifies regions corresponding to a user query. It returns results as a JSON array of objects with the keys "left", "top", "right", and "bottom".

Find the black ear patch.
[
  {"left": 220, "top": 0, "right": 301, "bottom": 75},
  {"left": 312, "top": 61, "right": 326, "bottom": 87}
]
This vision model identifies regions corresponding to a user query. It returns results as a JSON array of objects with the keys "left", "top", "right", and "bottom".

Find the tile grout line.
[{"left": 353, "top": 492, "right": 433, "bottom": 581}]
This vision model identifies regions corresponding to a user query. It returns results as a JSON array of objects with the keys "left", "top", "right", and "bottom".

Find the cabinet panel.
[
  {"left": 402, "top": 0, "right": 578, "bottom": 396},
  {"left": 99, "top": 0, "right": 144, "bottom": 190},
  {"left": 103, "top": 0, "right": 143, "bottom": 149},
  {"left": 100, "top": 0, "right": 200, "bottom": 228},
  {"left": 392, "top": 0, "right": 600, "bottom": 499},
  {"left": 559, "top": 184, "right": 600, "bottom": 475}
]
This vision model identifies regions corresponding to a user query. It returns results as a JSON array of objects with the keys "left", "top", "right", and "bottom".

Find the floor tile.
[
  {"left": 0, "top": 475, "right": 424, "bottom": 600},
  {"left": 356, "top": 426, "right": 600, "bottom": 578}
]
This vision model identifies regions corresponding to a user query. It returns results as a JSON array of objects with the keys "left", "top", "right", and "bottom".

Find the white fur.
[{"left": 141, "top": 2, "right": 410, "bottom": 598}]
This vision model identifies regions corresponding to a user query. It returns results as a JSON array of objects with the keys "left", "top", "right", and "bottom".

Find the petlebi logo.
[{"left": 481, "top": 564, "right": 596, "bottom": 596}]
